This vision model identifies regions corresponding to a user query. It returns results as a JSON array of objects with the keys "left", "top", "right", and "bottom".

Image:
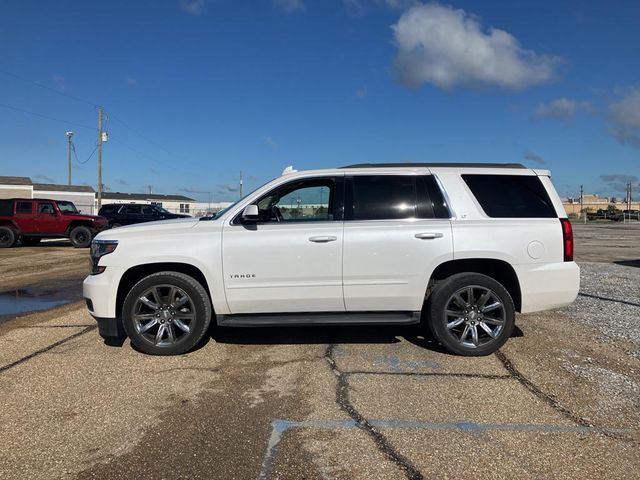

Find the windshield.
[
  {"left": 57, "top": 201, "right": 78, "bottom": 214},
  {"left": 156, "top": 206, "right": 171, "bottom": 214},
  {"left": 202, "top": 200, "right": 240, "bottom": 220}
]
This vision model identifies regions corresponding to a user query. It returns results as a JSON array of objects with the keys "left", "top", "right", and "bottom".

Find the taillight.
[{"left": 560, "top": 218, "right": 573, "bottom": 261}]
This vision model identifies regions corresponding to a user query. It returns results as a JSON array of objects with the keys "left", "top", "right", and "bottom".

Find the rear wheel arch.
[
  {"left": 427, "top": 258, "right": 522, "bottom": 312},
  {"left": 0, "top": 219, "right": 19, "bottom": 230},
  {"left": 66, "top": 220, "right": 94, "bottom": 234},
  {"left": 116, "top": 262, "right": 213, "bottom": 318}
]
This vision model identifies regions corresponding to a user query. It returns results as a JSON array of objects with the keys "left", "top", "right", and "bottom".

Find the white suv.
[{"left": 83, "top": 163, "right": 579, "bottom": 356}]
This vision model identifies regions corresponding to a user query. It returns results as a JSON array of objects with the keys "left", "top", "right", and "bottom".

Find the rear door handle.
[
  {"left": 415, "top": 232, "right": 444, "bottom": 240},
  {"left": 309, "top": 235, "right": 337, "bottom": 243}
]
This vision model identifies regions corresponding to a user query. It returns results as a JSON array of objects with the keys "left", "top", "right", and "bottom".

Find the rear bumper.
[{"left": 516, "top": 261, "right": 580, "bottom": 313}]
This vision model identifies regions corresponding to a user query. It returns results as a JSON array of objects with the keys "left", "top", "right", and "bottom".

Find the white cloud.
[
  {"left": 355, "top": 84, "right": 368, "bottom": 98},
  {"left": 180, "top": 0, "right": 206, "bottom": 15},
  {"left": 392, "top": 3, "right": 561, "bottom": 91},
  {"left": 607, "top": 86, "right": 640, "bottom": 149},
  {"left": 273, "top": 0, "right": 304, "bottom": 14},
  {"left": 535, "top": 98, "right": 593, "bottom": 121}
]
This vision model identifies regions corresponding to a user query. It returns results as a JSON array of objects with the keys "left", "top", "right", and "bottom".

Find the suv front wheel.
[
  {"left": 122, "top": 272, "right": 212, "bottom": 355},
  {"left": 428, "top": 273, "right": 515, "bottom": 356}
]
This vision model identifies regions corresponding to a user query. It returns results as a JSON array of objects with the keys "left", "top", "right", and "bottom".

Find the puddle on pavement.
[{"left": 0, "top": 286, "right": 81, "bottom": 319}]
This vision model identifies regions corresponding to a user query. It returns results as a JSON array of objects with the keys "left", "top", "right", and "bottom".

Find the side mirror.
[{"left": 241, "top": 204, "right": 259, "bottom": 221}]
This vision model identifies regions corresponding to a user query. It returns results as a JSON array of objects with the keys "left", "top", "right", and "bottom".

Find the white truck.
[{"left": 83, "top": 163, "right": 579, "bottom": 356}]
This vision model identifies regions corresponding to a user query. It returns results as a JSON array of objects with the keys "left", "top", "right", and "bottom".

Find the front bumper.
[
  {"left": 91, "top": 315, "right": 125, "bottom": 339},
  {"left": 82, "top": 266, "right": 124, "bottom": 318}
]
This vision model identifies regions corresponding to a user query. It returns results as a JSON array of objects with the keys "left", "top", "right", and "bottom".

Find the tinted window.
[
  {"left": 462, "top": 175, "right": 556, "bottom": 218},
  {"left": 100, "top": 205, "right": 118, "bottom": 214},
  {"left": 124, "top": 205, "right": 141, "bottom": 214},
  {"left": 16, "top": 201, "right": 33, "bottom": 214},
  {"left": 0, "top": 200, "right": 12, "bottom": 216},
  {"left": 141, "top": 206, "right": 155, "bottom": 215},
  {"left": 350, "top": 176, "right": 416, "bottom": 220}
]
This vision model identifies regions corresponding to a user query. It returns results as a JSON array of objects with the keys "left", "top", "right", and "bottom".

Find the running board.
[{"left": 216, "top": 311, "right": 421, "bottom": 327}]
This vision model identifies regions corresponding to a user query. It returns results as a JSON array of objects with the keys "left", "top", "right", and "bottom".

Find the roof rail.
[{"left": 339, "top": 162, "right": 527, "bottom": 169}]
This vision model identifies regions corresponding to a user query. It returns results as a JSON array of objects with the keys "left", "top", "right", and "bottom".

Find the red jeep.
[{"left": 0, "top": 198, "right": 108, "bottom": 248}]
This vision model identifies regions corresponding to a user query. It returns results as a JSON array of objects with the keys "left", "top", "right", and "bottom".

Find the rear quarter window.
[
  {"left": 0, "top": 200, "right": 13, "bottom": 216},
  {"left": 462, "top": 174, "right": 557, "bottom": 218}
]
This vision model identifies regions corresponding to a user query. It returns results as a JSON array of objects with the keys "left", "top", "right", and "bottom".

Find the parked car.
[
  {"left": 98, "top": 203, "right": 190, "bottom": 228},
  {"left": 84, "top": 163, "right": 579, "bottom": 356},
  {"left": 0, "top": 198, "right": 108, "bottom": 248}
]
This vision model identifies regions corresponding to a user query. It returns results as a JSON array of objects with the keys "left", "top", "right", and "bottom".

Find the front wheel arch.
[{"left": 116, "top": 263, "right": 213, "bottom": 319}]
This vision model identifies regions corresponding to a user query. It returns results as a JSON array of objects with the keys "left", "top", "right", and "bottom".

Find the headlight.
[{"left": 90, "top": 239, "right": 118, "bottom": 274}]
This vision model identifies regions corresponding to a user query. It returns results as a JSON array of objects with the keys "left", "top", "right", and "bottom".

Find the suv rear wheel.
[
  {"left": 69, "top": 225, "right": 92, "bottom": 248},
  {"left": 0, "top": 226, "right": 17, "bottom": 248},
  {"left": 428, "top": 273, "right": 515, "bottom": 356},
  {"left": 122, "top": 272, "right": 212, "bottom": 355}
]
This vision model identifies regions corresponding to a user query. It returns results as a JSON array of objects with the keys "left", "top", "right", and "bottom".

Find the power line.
[
  {"left": 0, "top": 67, "right": 98, "bottom": 107},
  {"left": 72, "top": 142, "right": 98, "bottom": 165},
  {"left": 0, "top": 101, "right": 94, "bottom": 130},
  {"left": 107, "top": 111, "right": 174, "bottom": 156}
]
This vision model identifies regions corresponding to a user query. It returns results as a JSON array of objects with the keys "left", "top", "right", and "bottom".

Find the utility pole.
[
  {"left": 66, "top": 131, "right": 74, "bottom": 186},
  {"left": 239, "top": 171, "right": 243, "bottom": 199},
  {"left": 580, "top": 185, "right": 585, "bottom": 224},
  {"left": 97, "top": 107, "right": 104, "bottom": 210}
]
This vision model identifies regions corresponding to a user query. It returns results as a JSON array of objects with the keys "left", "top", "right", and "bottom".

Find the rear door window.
[
  {"left": 348, "top": 175, "right": 417, "bottom": 220},
  {"left": 462, "top": 174, "right": 556, "bottom": 218},
  {"left": 124, "top": 205, "right": 141, "bottom": 215},
  {"left": 16, "top": 201, "right": 33, "bottom": 214}
]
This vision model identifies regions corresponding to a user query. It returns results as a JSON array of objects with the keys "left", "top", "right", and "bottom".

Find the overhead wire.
[
  {"left": 0, "top": 101, "right": 94, "bottom": 130},
  {"left": 0, "top": 67, "right": 98, "bottom": 107},
  {"left": 1, "top": 66, "right": 203, "bottom": 184}
]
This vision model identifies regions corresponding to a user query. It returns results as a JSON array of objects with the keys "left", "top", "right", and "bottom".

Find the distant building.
[
  {"left": 0, "top": 176, "right": 33, "bottom": 199},
  {"left": 563, "top": 193, "right": 639, "bottom": 214}
]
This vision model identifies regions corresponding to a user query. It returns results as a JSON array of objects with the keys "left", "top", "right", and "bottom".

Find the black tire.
[
  {"left": 122, "top": 271, "right": 212, "bottom": 355},
  {"left": 0, "top": 226, "right": 17, "bottom": 248},
  {"left": 427, "top": 273, "right": 515, "bottom": 356},
  {"left": 69, "top": 225, "right": 92, "bottom": 248},
  {"left": 21, "top": 236, "right": 41, "bottom": 246}
]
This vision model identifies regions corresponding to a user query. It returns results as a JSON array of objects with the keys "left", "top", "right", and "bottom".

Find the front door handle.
[
  {"left": 415, "top": 232, "right": 444, "bottom": 240},
  {"left": 309, "top": 235, "right": 337, "bottom": 243}
]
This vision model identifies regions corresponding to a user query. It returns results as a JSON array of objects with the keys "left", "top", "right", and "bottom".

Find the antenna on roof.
[{"left": 282, "top": 165, "right": 297, "bottom": 175}]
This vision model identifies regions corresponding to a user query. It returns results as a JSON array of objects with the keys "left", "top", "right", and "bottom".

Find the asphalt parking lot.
[{"left": 1, "top": 223, "right": 639, "bottom": 479}]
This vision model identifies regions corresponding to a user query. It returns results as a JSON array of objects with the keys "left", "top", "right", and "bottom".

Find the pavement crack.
[
  {"left": 494, "top": 349, "right": 630, "bottom": 440},
  {"left": 324, "top": 344, "right": 424, "bottom": 480},
  {"left": 577, "top": 292, "right": 640, "bottom": 308},
  {"left": 346, "top": 370, "right": 511, "bottom": 379},
  {"left": 0, "top": 325, "right": 96, "bottom": 374}
]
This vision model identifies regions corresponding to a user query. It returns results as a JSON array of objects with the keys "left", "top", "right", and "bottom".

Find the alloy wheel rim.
[
  {"left": 444, "top": 285, "right": 505, "bottom": 348},
  {"left": 132, "top": 284, "right": 196, "bottom": 347}
]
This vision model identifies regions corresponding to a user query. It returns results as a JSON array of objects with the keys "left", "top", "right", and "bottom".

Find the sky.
[{"left": 0, "top": 0, "right": 638, "bottom": 202}]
